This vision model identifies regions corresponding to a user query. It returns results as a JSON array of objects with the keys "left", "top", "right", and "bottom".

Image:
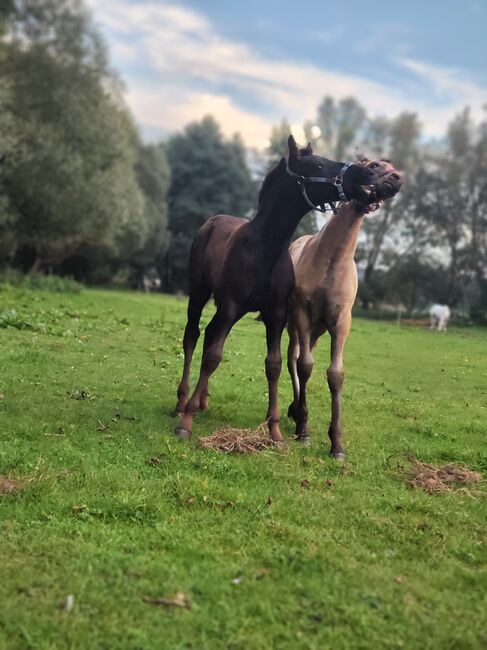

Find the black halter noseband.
[{"left": 286, "top": 161, "right": 353, "bottom": 213}]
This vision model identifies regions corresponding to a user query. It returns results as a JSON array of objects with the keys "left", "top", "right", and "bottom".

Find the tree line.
[{"left": 1, "top": 1, "right": 486, "bottom": 320}]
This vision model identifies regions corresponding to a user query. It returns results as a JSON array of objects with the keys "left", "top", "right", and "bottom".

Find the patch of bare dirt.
[
  {"left": 199, "top": 424, "right": 274, "bottom": 454},
  {"left": 402, "top": 318, "right": 430, "bottom": 328}
]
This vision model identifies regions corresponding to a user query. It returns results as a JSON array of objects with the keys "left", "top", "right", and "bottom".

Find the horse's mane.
[{"left": 258, "top": 157, "right": 286, "bottom": 207}]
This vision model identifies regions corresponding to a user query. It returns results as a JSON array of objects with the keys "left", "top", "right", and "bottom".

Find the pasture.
[{"left": 0, "top": 287, "right": 486, "bottom": 650}]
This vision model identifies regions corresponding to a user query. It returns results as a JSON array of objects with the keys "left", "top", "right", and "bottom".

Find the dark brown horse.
[{"left": 174, "top": 136, "right": 383, "bottom": 444}]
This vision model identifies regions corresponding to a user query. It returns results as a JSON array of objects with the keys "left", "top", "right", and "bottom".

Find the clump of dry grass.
[
  {"left": 199, "top": 424, "right": 274, "bottom": 454},
  {"left": 402, "top": 455, "right": 484, "bottom": 495},
  {"left": 0, "top": 469, "right": 72, "bottom": 496},
  {"left": 0, "top": 476, "right": 24, "bottom": 494}
]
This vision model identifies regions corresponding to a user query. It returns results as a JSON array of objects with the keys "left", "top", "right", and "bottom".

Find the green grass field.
[{"left": 1, "top": 287, "right": 486, "bottom": 650}]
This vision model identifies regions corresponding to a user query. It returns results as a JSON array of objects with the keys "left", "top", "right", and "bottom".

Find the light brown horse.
[{"left": 287, "top": 160, "right": 402, "bottom": 458}]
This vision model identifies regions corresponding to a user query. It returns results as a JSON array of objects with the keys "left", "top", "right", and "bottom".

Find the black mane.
[{"left": 258, "top": 157, "right": 286, "bottom": 207}]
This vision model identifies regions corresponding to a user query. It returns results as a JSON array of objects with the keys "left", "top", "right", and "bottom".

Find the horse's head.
[
  {"left": 286, "top": 136, "right": 381, "bottom": 209},
  {"left": 358, "top": 157, "right": 403, "bottom": 204}
]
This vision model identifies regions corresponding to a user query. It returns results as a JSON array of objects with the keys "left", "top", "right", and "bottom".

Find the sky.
[{"left": 88, "top": 0, "right": 487, "bottom": 149}]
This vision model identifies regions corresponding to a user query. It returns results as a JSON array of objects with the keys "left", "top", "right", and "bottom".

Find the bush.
[
  {"left": 0, "top": 270, "right": 82, "bottom": 293},
  {"left": 0, "top": 308, "right": 35, "bottom": 331}
]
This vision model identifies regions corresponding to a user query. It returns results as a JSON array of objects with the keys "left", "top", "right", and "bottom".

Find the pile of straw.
[
  {"left": 199, "top": 424, "right": 274, "bottom": 454},
  {"left": 405, "top": 455, "right": 483, "bottom": 494}
]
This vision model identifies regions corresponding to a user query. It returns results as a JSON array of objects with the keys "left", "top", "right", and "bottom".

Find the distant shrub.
[
  {"left": 0, "top": 309, "right": 35, "bottom": 331},
  {"left": 0, "top": 271, "right": 82, "bottom": 293}
]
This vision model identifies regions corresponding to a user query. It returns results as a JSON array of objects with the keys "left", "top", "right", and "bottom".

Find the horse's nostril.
[{"left": 391, "top": 173, "right": 401, "bottom": 181}]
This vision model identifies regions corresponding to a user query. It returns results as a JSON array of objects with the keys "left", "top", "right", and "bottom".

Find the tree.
[
  {"left": 315, "top": 96, "right": 367, "bottom": 160},
  {"left": 0, "top": 0, "right": 20, "bottom": 266},
  {"left": 426, "top": 108, "right": 487, "bottom": 313},
  {"left": 165, "top": 116, "right": 255, "bottom": 291},
  {"left": 359, "top": 112, "right": 421, "bottom": 306},
  {"left": 0, "top": 0, "right": 157, "bottom": 278},
  {"left": 132, "top": 143, "right": 170, "bottom": 284}
]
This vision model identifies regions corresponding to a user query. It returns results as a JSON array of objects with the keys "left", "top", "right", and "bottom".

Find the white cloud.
[
  {"left": 126, "top": 83, "right": 272, "bottom": 146},
  {"left": 89, "top": 0, "right": 487, "bottom": 148},
  {"left": 398, "top": 58, "right": 486, "bottom": 113}
]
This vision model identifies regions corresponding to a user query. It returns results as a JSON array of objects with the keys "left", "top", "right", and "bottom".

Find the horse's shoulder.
[{"left": 290, "top": 235, "right": 313, "bottom": 265}]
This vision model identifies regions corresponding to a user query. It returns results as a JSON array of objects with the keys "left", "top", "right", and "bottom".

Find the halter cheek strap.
[{"left": 286, "top": 162, "right": 353, "bottom": 213}]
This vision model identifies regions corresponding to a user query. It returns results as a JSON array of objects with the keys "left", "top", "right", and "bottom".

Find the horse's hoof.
[
  {"left": 295, "top": 436, "right": 311, "bottom": 446},
  {"left": 174, "top": 427, "right": 192, "bottom": 440},
  {"left": 273, "top": 440, "right": 287, "bottom": 451},
  {"left": 330, "top": 451, "right": 346, "bottom": 462}
]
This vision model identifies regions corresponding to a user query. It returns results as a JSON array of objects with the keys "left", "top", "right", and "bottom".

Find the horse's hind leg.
[
  {"left": 176, "top": 303, "right": 240, "bottom": 439},
  {"left": 294, "top": 312, "right": 314, "bottom": 443},
  {"left": 175, "top": 286, "right": 211, "bottom": 415},
  {"left": 326, "top": 314, "right": 351, "bottom": 460},
  {"left": 287, "top": 319, "right": 300, "bottom": 422}
]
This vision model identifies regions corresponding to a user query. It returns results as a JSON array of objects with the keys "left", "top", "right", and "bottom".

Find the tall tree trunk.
[
  {"left": 28, "top": 253, "right": 43, "bottom": 275},
  {"left": 447, "top": 245, "right": 458, "bottom": 304},
  {"left": 362, "top": 204, "right": 393, "bottom": 308}
]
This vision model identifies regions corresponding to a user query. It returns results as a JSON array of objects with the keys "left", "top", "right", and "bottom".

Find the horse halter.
[{"left": 286, "top": 161, "right": 353, "bottom": 213}]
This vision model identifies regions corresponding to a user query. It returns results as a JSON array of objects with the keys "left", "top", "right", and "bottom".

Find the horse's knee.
[
  {"left": 183, "top": 322, "right": 200, "bottom": 346},
  {"left": 202, "top": 349, "right": 222, "bottom": 374},
  {"left": 287, "top": 349, "right": 297, "bottom": 371},
  {"left": 327, "top": 367, "right": 344, "bottom": 392},
  {"left": 265, "top": 353, "right": 282, "bottom": 381},
  {"left": 177, "top": 383, "right": 188, "bottom": 398},
  {"left": 297, "top": 356, "right": 313, "bottom": 382}
]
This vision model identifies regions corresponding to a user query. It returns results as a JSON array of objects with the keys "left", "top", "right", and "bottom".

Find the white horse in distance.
[{"left": 430, "top": 304, "right": 451, "bottom": 331}]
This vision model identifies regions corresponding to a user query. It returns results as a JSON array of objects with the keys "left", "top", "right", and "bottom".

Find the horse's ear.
[
  {"left": 302, "top": 142, "right": 313, "bottom": 156},
  {"left": 288, "top": 134, "right": 300, "bottom": 160}
]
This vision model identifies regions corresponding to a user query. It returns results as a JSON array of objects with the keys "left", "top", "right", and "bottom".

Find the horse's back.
[
  {"left": 189, "top": 214, "right": 247, "bottom": 294},
  {"left": 430, "top": 304, "right": 450, "bottom": 318}
]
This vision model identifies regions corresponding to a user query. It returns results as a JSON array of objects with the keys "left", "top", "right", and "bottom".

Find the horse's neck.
[
  {"left": 312, "top": 201, "right": 365, "bottom": 263},
  {"left": 247, "top": 183, "right": 307, "bottom": 257}
]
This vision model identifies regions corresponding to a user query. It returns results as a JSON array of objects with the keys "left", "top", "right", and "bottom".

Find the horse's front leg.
[
  {"left": 326, "top": 315, "right": 351, "bottom": 460},
  {"left": 175, "top": 304, "right": 239, "bottom": 439},
  {"left": 262, "top": 306, "right": 287, "bottom": 445}
]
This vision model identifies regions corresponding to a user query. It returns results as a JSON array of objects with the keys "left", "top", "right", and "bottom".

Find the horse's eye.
[{"left": 371, "top": 162, "right": 379, "bottom": 168}]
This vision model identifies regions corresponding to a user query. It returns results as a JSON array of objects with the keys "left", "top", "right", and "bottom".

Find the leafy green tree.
[
  {"left": 358, "top": 107, "right": 487, "bottom": 317},
  {"left": 0, "top": 0, "right": 157, "bottom": 278},
  {"left": 0, "top": 56, "right": 19, "bottom": 266},
  {"left": 359, "top": 112, "right": 421, "bottom": 306},
  {"left": 132, "top": 143, "right": 170, "bottom": 284},
  {"left": 267, "top": 119, "right": 293, "bottom": 168},
  {"left": 420, "top": 108, "right": 487, "bottom": 313},
  {"left": 315, "top": 96, "right": 367, "bottom": 160},
  {"left": 165, "top": 116, "right": 255, "bottom": 291}
]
